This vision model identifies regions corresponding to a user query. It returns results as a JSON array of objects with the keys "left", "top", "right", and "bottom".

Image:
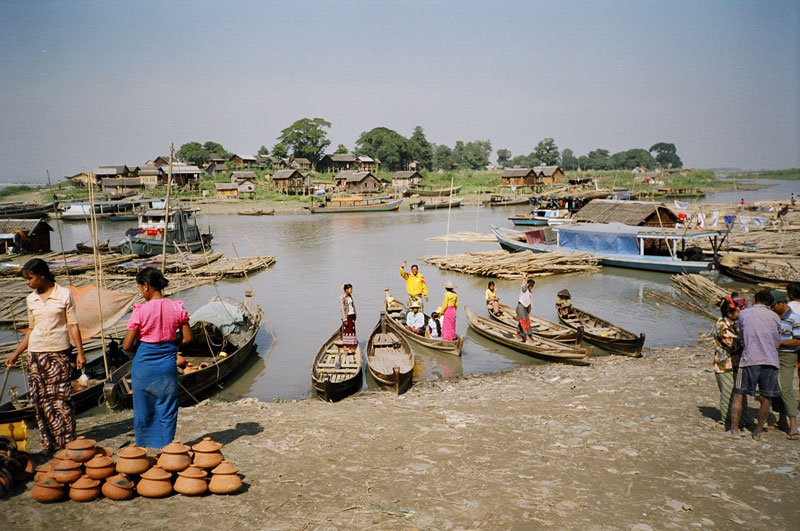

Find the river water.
[{"left": 2, "top": 179, "right": 797, "bottom": 404}]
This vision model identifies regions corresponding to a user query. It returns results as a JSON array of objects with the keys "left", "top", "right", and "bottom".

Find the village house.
[
  {"left": 0, "top": 218, "right": 53, "bottom": 254},
  {"left": 160, "top": 164, "right": 203, "bottom": 186},
  {"left": 137, "top": 164, "right": 161, "bottom": 188},
  {"left": 500, "top": 168, "right": 537, "bottom": 187},
  {"left": 271, "top": 169, "right": 311, "bottom": 195},
  {"left": 93, "top": 165, "right": 130, "bottom": 179},
  {"left": 230, "top": 153, "right": 257, "bottom": 168},
  {"left": 230, "top": 171, "right": 258, "bottom": 183},
  {"left": 355, "top": 155, "right": 380, "bottom": 172},
  {"left": 390, "top": 170, "right": 423, "bottom": 191},
  {"left": 205, "top": 162, "right": 228, "bottom": 175},
  {"left": 290, "top": 158, "right": 312, "bottom": 171},
  {"left": 64, "top": 172, "right": 99, "bottom": 188},
  {"left": 150, "top": 156, "right": 171, "bottom": 167},
  {"left": 214, "top": 182, "right": 239, "bottom": 199},
  {"left": 534, "top": 165, "right": 565, "bottom": 185},
  {"left": 316, "top": 153, "right": 356, "bottom": 173},
  {"left": 335, "top": 171, "right": 382, "bottom": 194},
  {"left": 101, "top": 177, "right": 143, "bottom": 196},
  {"left": 571, "top": 199, "right": 679, "bottom": 227}
]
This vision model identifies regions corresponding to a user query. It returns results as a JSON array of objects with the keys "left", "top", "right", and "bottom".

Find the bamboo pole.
[
  {"left": 46, "top": 170, "right": 71, "bottom": 283},
  {"left": 88, "top": 180, "right": 110, "bottom": 379},
  {"left": 161, "top": 142, "right": 174, "bottom": 274}
]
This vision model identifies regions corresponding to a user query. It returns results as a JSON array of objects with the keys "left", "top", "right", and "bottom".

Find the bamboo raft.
[
  {"left": 0, "top": 252, "right": 132, "bottom": 277},
  {"left": 426, "top": 232, "right": 497, "bottom": 243},
  {"left": 420, "top": 250, "right": 602, "bottom": 279}
]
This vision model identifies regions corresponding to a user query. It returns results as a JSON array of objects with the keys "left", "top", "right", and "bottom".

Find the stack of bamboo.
[
  {"left": 420, "top": 250, "right": 601, "bottom": 279},
  {"left": 426, "top": 232, "right": 496, "bottom": 243},
  {"left": 670, "top": 273, "right": 730, "bottom": 305}
]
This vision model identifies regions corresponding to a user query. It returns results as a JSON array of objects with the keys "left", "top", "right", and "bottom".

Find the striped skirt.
[
  {"left": 342, "top": 314, "right": 358, "bottom": 348},
  {"left": 28, "top": 350, "right": 76, "bottom": 451}
]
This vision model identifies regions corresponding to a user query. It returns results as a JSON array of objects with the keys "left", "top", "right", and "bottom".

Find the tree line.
[{"left": 176, "top": 118, "right": 683, "bottom": 172}]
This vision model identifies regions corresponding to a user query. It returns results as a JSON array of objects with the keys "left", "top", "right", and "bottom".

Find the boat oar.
[{"left": 0, "top": 364, "right": 11, "bottom": 403}]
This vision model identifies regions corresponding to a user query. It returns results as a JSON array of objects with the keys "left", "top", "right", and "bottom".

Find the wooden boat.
[
  {"left": 482, "top": 195, "right": 530, "bottom": 207},
  {"left": 490, "top": 303, "right": 583, "bottom": 344},
  {"left": 465, "top": 307, "right": 591, "bottom": 365},
  {"left": 0, "top": 201, "right": 54, "bottom": 219},
  {"left": 123, "top": 206, "right": 212, "bottom": 256},
  {"left": 311, "top": 328, "right": 363, "bottom": 402},
  {"left": 556, "top": 305, "right": 645, "bottom": 357},
  {"left": 238, "top": 209, "right": 275, "bottom": 216},
  {"left": 383, "top": 289, "right": 464, "bottom": 356},
  {"left": 655, "top": 188, "right": 706, "bottom": 199},
  {"left": 404, "top": 185, "right": 462, "bottom": 197},
  {"left": 509, "top": 209, "right": 570, "bottom": 227},
  {"left": 366, "top": 312, "right": 414, "bottom": 394},
  {"left": 715, "top": 254, "right": 800, "bottom": 284},
  {"left": 409, "top": 197, "right": 463, "bottom": 211},
  {"left": 103, "top": 294, "right": 262, "bottom": 410},
  {"left": 76, "top": 239, "right": 125, "bottom": 254},
  {"left": 308, "top": 196, "right": 403, "bottom": 213}
]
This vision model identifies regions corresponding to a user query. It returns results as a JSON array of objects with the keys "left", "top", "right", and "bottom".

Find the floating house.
[{"left": 0, "top": 218, "right": 53, "bottom": 253}]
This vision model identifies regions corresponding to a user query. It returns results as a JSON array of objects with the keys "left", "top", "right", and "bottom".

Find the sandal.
[{"left": 788, "top": 433, "right": 800, "bottom": 440}]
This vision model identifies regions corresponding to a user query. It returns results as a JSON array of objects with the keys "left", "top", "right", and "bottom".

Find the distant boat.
[
  {"left": 492, "top": 224, "right": 716, "bottom": 274},
  {"left": 311, "top": 328, "right": 364, "bottom": 402},
  {"left": 308, "top": 196, "right": 403, "bottom": 213},
  {"left": 482, "top": 195, "right": 530, "bottom": 207},
  {"left": 556, "top": 304, "right": 645, "bottom": 357},
  {"left": 122, "top": 206, "right": 212, "bottom": 256},
  {"left": 365, "top": 312, "right": 414, "bottom": 394},
  {"left": 508, "top": 209, "right": 570, "bottom": 226},
  {"left": 404, "top": 185, "right": 462, "bottom": 197},
  {"left": 655, "top": 188, "right": 706, "bottom": 199},
  {"left": 409, "top": 197, "right": 463, "bottom": 211},
  {"left": 0, "top": 201, "right": 53, "bottom": 219},
  {"left": 238, "top": 209, "right": 275, "bottom": 216}
]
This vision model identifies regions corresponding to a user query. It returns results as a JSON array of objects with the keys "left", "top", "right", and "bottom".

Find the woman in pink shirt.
[{"left": 123, "top": 267, "right": 192, "bottom": 448}]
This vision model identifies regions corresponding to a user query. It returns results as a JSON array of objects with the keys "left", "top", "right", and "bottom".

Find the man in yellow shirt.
[{"left": 400, "top": 260, "right": 428, "bottom": 311}]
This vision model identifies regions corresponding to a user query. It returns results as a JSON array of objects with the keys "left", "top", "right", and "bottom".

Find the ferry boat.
[
  {"left": 122, "top": 206, "right": 212, "bottom": 256},
  {"left": 307, "top": 195, "right": 403, "bottom": 213}
]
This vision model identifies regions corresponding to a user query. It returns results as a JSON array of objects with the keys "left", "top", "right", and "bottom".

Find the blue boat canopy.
[{"left": 556, "top": 223, "right": 641, "bottom": 255}]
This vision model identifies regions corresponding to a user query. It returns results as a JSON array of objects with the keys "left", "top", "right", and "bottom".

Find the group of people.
[
  {"left": 5, "top": 259, "right": 191, "bottom": 455},
  {"left": 713, "top": 283, "right": 800, "bottom": 440}
]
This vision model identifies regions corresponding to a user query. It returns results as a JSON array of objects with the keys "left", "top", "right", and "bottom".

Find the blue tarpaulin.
[{"left": 556, "top": 223, "right": 641, "bottom": 255}]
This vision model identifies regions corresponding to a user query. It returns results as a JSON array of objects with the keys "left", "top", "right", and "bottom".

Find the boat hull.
[
  {"left": 490, "top": 303, "right": 582, "bottom": 344},
  {"left": 309, "top": 198, "right": 403, "bottom": 213},
  {"left": 311, "top": 329, "right": 363, "bottom": 401},
  {"left": 384, "top": 290, "right": 464, "bottom": 356},
  {"left": 127, "top": 234, "right": 213, "bottom": 257},
  {"left": 557, "top": 306, "right": 645, "bottom": 357},
  {"left": 366, "top": 315, "right": 414, "bottom": 394}
]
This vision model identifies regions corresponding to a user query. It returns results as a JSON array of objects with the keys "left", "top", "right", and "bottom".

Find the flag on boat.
[{"left": 673, "top": 200, "right": 689, "bottom": 210}]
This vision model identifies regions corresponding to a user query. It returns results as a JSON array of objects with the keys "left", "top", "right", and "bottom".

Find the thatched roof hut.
[{"left": 572, "top": 199, "right": 678, "bottom": 227}]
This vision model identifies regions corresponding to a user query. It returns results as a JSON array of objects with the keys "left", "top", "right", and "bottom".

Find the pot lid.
[
  {"left": 192, "top": 437, "right": 223, "bottom": 453},
  {"left": 70, "top": 474, "right": 100, "bottom": 489},
  {"left": 85, "top": 455, "right": 114, "bottom": 468},
  {"left": 177, "top": 465, "right": 207, "bottom": 479},
  {"left": 211, "top": 461, "right": 239, "bottom": 475},
  {"left": 35, "top": 463, "right": 53, "bottom": 473},
  {"left": 53, "top": 459, "right": 81, "bottom": 471},
  {"left": 106, "top": 473, "right": 134, "bottom": 488},
  {"left": 34, "top": 477, "right": 63, "bottom": 488},
  {"left": 140, "top": 465, "right": 171, "bottom": 481},
  {"left": 117, "top": 445, "right": 147, "bottom": 459},
  {"left": 161, "top": 440, "right": 190, "bottom": 454},
  {"left": 65, "top": 436, "right": 96, "bottom": 450},
  {"left": 53, "top": 449, "right": 69, "bottom": 460}
]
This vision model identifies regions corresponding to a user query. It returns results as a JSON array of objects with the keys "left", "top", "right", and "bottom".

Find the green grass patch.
[
  {"left": 734, "top": 169, "right": 800, "bottom": 181},
  {"left": 0, "top": 185, "right": 35, "bottom": 199}
]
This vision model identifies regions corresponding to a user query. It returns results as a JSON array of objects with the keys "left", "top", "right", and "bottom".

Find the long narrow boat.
[
  {"left": 383, "top": 289, "right": 464, "bottom": 356},
  {"left": 409, "top": 197, "right": 464, "bottom": 211},
  {"left": 465, "top": 307, "right": 591, "bottom": 365},
  {"left": 490, "top": 303, "right": 583, "bottom": 344},
  {"left": 308, "top": 196, "right": 403, "bottom": 213},
  {"left": 715, "top": 254, "right": 800, "bottom": 284},
  {"left": 238, "top": 209, "right": 275, "bottom": 216},
  {"left": 103, "top": 294, "right": 262, "bottom": 410},
  {"left": 404, "top": 185, "right": 462, "bottom": 197},
  {"left": 482, "top": 195, "right": 531, "bottom": 207},
  {"left": 311, "top": 328, "right": 363, "bottom": 402},
  {"left": 0, "top": 201, "right": 54, "bottom": 219},
  {"left": 509, "top": 209, "right": 570, "bottom": 226},
  {"left": 556, "top": 305, "right": 645, "bottom": 357},
  {"left": 366, "top": 312, "right": 414, "bottom": 394}
]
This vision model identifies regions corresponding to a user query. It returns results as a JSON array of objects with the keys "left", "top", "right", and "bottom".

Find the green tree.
[
  {"left": 649, "top": 142, "right": 682, "bottom": 168},
  {"left": 257, "top": 145, "right": 270, "bottom": 156},
  {"left": 579, "top": 148, "right": 611, "bottom": 170},
  {"left": 334, "top": 144, "right": 348, "bottom": 154},
  {"left": 433, "top": 144, "right": 454, "bottom": 170},
  {"left": 453, "top": 140, "right": 491, "bottom": 169},
  {"left": 202, "top": 141, "right": 230, "bottom": 158},
  {"left": 272, "top": 142, "right": 288, "bottom": 159},
  {"left": 277, "top": 118, "right": 332, "bottom": 164},
  {"left": 533, "top": 138, "right": 560, "bottom": 166},
  {"left": 609, "top": 148, "right": 655, "bottom": 170},
  {"left": 408, "top": 126, "right": 433, "bottom": 170},
  {"left": 176, "top": 142, "right": 210, "bottom": 166},
  {"left": 561, "top": 148, "right": 578, "bottom": 170},
  {"left": 355, "top": 127, "right": 413, "bottom": 171},
  {"left": 496, "top": 148, "right": 512, "bottom": 166}
]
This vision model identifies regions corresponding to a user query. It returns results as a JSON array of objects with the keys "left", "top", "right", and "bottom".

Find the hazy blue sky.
[{"left": 1, "top": 0, "right": 798, "bottom": 182}]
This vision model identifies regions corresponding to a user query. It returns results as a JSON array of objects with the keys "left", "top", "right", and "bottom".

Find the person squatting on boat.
[
  {"left": 769, "top": 290, "right": 800, "bottom": 440},
  {"left": 440, "top": 281, "right": 458, "bottom": 341},
  {"left": 712, "top": 298, "right": 750, "bottom": 431},
  {"left": 727, "top": 290, "right": 781, "bottom": 440},
  {"left": 555, "top": 289, "right": 577, "bottom": 320},
  {"left": 404, "top": 301, "right": 425, "bottom": 335},
  {"left": 400, "top": 260, "right": 428, "bottom": 312},
  {"left": 485, "top": 281, "right": 500, "bottom": 316},
  {"left": 5, "top": 259, "right": 85, "bottom": 453},
  {"left": 339, "top": 283, "right": 357, "bottom": 353},
  {"left": 123, "top": 267, "right": 192, "bottom": 448},
  {"left": 426, "top": 311, "right": 442, "bottom": 339},
  {"left": 516, "top": 276, "right": 536, "bottom": 343}
]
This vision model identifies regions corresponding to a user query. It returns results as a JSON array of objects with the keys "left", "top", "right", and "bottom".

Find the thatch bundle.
[{"left": 420, "top": 250, "right": 601, "bottom": 279}]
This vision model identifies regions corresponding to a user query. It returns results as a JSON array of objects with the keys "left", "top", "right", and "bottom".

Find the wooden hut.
[
  {"left": 355, "top": 155, "right": 380, "bottom": 172},
  {"left": 501, "top": 168, "right": 537, "bottom": 187},
  {"left": 571, "top": 199, "right": 679, "bottom": 227},
  {"left": 230, "top": 153, "right": 257, "bottom": 167},
  {"left": 534, "top": 166, "right": 565, "bottom": 185},
  {"left": 101, "top": 177, "right": 142, "bottom": 195},
  {"left": 214, "top": 182, "right": 238, "bottom": 199},
  {"left": 230, "top": 171, "right": 258, "bottom": 183},
  {"left": 391, "top": 171, "right": 423, "bottom": 191},
  {"left": 0, "top": 218, "right": 53, "bottom": 253},
  {"left": 272, "top": 169, "right": 309, "bottom": 195},
  {"left": 290, "top": 158, "right": 312, "bottom": 171},
  {"left": 334, "top": 171, "right": 381, "bottom": 194},
  {"left": 317, "top": 153, "right": 356, "bottom": 173}
]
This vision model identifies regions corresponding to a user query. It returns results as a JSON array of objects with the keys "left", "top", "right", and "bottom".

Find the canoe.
[
  {"left": 383, "top": 289, "right": 464, "bottom": 356},
  {"left": 311, "top": 328, "right": 363, "bottom": 402},
  {"left": 490, "top": 303, "right": 583, "bottom": 344},
  {"left": 556, "top": 305, "right": 645, "bottom": 357},
  {"left": 409, "top": 197, "right": 464, "bottom": 211},
  {"left": 715, "top": 254, "right": 800, "bottom": 284},
  {"left": 103, "top": 294, "right": 262, "bottom": 410},
  {"left": 308, "top": 197, "right": 403, "bottom": 213},
  {"left": 404, "top": 186, "right": 462, "bottom": 197},
  {"left": 366, "top": 312, "right": 414, "bottom": 394},
  {"left": 465, "top": 307, "right": 591, "bottom": 365},
  {"left": 238, "top": 209, "right": 275, "bottom": 216},
  {"left": 482, "top": 195, "right": 531, "bottom": 207}
]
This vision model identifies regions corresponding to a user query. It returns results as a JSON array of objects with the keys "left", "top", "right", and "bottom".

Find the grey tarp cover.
[{"left": 189, "top": 301, "right": 248, "bottom": 336}]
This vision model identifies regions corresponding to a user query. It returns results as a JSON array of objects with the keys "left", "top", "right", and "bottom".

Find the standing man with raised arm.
[{"left": 400, "top": 260, "right": 428, "bottom": 312}]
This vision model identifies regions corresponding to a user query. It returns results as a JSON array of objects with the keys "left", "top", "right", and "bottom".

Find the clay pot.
[
  {"left": 52, "top": 449, "right": 70, "bottom": 462},
  {"left": 209, "top": 461, "right": 242, "bottom": 494},
  {"left": 176, "top": 354, "right": 186, "bottom": 368},
  {"left": 65, "top": 436, "right": 97, "bottom": 463},
  {"left": 116, "top": 445, "right": 150, "bottom": 475},
  {"left": 198, "top": 362, "right": 210, "bottom": 370},
  {"left": 84, "top": 454, "right": 115, "bottom": 480},
  {"left": 136, "top": 466, "right": 173, "bottom": 498},
  {"left": 191, "top": 437, "right": 224, "bottom": 469},
  {"left": 31, "top": 477, "right": 65, "bottom": 503},
  {"left": 94, "top": 446, "right": 114, "bottom": 458},
  {"left": 102, "top": 473, "right": 134, "bottom": 501},
  {"left": 183, "top": 363, "right": 197, "bottom": 374},
  {"left": 52, "top": 459, "right": 82, "bottom": 484},
  {"left": 158, "top": 440, "right": 192, "bottom": 472},
  {"left": 13, "top": 453, "right": 34, "bottom": 481},
  {"left": 1, "top": 457, "right": 20, "bottom": 485},
  {"left": 34, "top": 462, "right": 54, "bottom": 482},
  {"left": 69, "top": 474, "right": 100, "bottom": 502},
  {"left": 174, "top": 465, "right": 207, "bottom": 496},
  {"left": 0, "top": 468, "right": 12, "bottom": 497}
]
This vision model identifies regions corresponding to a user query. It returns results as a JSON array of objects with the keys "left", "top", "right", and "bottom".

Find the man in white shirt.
[{"left": 405, "top": 302, "right": 425, "bottom": 335}]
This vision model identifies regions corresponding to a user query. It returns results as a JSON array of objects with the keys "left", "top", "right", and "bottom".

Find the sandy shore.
[{"left": 3, "top": 339, "right": 798, "bottom": 529}]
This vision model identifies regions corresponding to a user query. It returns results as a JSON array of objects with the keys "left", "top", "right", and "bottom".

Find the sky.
[{"left": 1, "top": 0, "right": 798, "bottom": 183}]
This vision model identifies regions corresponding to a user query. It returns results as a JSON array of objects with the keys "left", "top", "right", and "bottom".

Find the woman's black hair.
[
  {"left": 342, "top": 283, "right": 352, "bottom": 291},
  {"left": 787, "top": 282, "right": 800, "bottom": 300},
  {"left": 719, "top": 298, "right": 737, "bottom": 318},
  {"left": 136, "top": 267, "right": 169, "bottom": 291},
  {"left": 488, "top": 281, "right": 495, "bottom": 289},
  {"left": 430, "top": 312, "right": 442, "bottom": 337},
  {"left": 21, "top": 258, "right": 55, "bottom": 282}
]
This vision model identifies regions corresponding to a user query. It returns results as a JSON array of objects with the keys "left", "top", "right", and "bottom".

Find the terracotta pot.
[
  {"left": 174, "top": 465, "right": 207, "bottom": 496},
  {"left": 52, "top": 459, "right": 82, "bottom": 484},
  {"left": 136, "top": 466, "right": 173, "bottom": 498},
  {"left": 31, "top": 477, "right": 65, "bottom": 503},
  {"left": 13, "top": 453, "right": 34, "bottom": 481},
  {"left": 52, "top": 449, "right": 70, "bottom": 462},
  {"left": 84, "top": 454, "right": 115, "bottom": 480},
  {"left": 209, "top": 461, "right": 242, "bottom": 494},
  {"left": 65, "top": 436, "right": 97, "bottom": 463},
  {"left": 158, "top": 440, "right": 191, "bottom": 472},
  {"left": 34, "top": 462, "right": 54, "bottom": 483},
  {"left": 94, "top": 446, "right": 114, "bottom": 458},
  {"left": 198, "top": 362, "right": 210, "bottom": 370},
  {"left": 116, "top": 445, "right": 150, "bottom": 475},
  {"left": 0, "top": 435, "right": 17, "bottom": 456},
  {"left": 69, "top": 474, "right": 100, "bottom": 502},
  {"left": 191, "top": 437, "right": 224, "bottom": 469},
  {"left": 176, "top": 354, "right": 186, "bottom": 368},
  {"left": 0, "top": 468, "right": 12, "bottom": 496},
  {"left": 102, "top": 473, "right": 135, "bottom": 500},
  {"left": 1, "top": 457, "right": 20, "bottom": 485}
]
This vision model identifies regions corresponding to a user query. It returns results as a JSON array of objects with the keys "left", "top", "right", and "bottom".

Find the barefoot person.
[
  {"left": 485, "top": 281, "right": 500, "bottom": 316},
  {"left": 712, "top": 298, "right": 749, "bottom": 430},
  {"left": 4, "top": 259, "right": 85, "bottom": 453},
  {"left": 400, "top": 260, "right": 428, "bottom": 311},
  {"left": 728, "top": 290, "right": 781, "bottom": 440},
  {"left": 516, "top": 276, "right": 536, "bottom": 342},
  {"left": 339, "top": 283, "right": 357, "bottom": 353},
  {"left": 770, "top": 290, "right": 800, "bottom": 440},
  {"left": 440, "top": 281, "right": 458, "bottom": 341}
]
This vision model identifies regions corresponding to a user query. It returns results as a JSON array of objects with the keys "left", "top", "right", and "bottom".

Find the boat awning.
[
  {"left": 189, "top": 301, "right": 249, "bottom": 336},
  {"left": 555, "top": 223, "right": 640, "bottom": 254}
]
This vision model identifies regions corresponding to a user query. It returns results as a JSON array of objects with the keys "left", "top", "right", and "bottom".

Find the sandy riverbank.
[{"left": 3, "top": 339, "right": 798, "bottom": 529}]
